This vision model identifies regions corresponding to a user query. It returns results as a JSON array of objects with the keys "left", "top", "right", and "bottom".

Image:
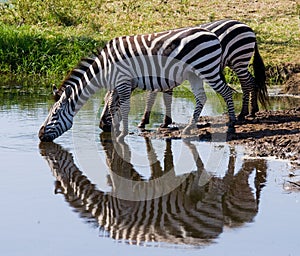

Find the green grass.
[
  {"left": 0, "top": 0, "right": 299, "bottom": 88},
  {"left": 0, "top": 24, "right": 102, "bottom": 75}
]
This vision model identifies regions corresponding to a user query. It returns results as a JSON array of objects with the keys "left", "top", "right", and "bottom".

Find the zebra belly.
[{"left": 133, "top": 76, "right": 183, "bottom": 91}]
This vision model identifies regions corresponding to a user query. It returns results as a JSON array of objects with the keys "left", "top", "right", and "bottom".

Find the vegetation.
[{"left": 0, "top": 0, "right": 299, "bottom": 90}]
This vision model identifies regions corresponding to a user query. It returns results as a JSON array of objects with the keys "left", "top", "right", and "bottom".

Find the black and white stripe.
[
  {"left": 39, "top": 26, "right": 236, "bottom": 142},
  {"left": 39, "top": 135, "right": 266, "bottom": 245},
  {"left": 202, "top": 19, "right": 268, "bottom": 117},
  {"left": 99, "top": 19, "right": 268, "bottom": 131}
]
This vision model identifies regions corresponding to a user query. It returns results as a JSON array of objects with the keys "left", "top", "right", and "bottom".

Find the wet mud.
[{"left": 140, "top": 108, "right": 300, "bottom": 169}]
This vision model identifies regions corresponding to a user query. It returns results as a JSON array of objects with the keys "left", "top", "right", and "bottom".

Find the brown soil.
[
  {"left": 280, "top": 72, "right": 300, "bottom": 95},
  {"left": 266, "top": 63, "right": 300, "bottom": 88},
  {"left": 139, "top": 108, "right": 300, "bottom": 168},
  {"left": 229, "top": 109, "right": 300, "bottom": 166}
]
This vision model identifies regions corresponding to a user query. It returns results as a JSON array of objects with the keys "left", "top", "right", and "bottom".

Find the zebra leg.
[
  {"left": 206, "top": 72, "right": 236, "bottom": 132},
  {"left": 100, "top": 90, "right": 120, "bottom": 132},
  {"left": 116, "top": 84, "right": 132, "bottom": 141},
  {"left": 238, "top": 84, "right": 251, "bottom": 121},
  {"left": 250, "top": 87, "right": 259, "bottom": 117},
  {"left": 161, "top": 89, "right": 173, "bottom": 128},
  {"left": 217, "top": 84, "right": 236, "bottom": 133},
  {"left": 183, "top": 75, "right": 206, "bottom": 135},
  {"left": 138, "top": 91, "right": 157, "bottom": 128},
  {"left": 235, "top": 68, "right": 258, "bottom": 120}
]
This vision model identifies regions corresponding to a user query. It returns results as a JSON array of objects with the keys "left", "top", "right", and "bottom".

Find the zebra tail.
[{"left": 253, "top": 42, "right": 269, "bottom": 108}]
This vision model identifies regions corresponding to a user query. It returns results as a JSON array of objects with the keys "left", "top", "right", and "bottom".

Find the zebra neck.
[{"left": 62, "top": 54, "right": 108, "bottom": 114}]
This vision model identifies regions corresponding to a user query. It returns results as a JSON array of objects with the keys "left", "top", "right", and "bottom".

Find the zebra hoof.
[
  {"left": 249, "top": 111, "right": 258, "bottom": 118},
  {"left": 237, "top": 114, "right": 246, "bottom": 121},
  {"left": 137, "top": 122, "right": 146, "bottom": 128},
  {"left": 160, "top": 116, "right": 172, "bottom": 128},
  {"left": 160, "top": 123, "right": 169, "bottom": 128},
  {"left": 251, "top": 106, "right": 259, "bottom": 116},
  {"left": 227, "top": 123, "right": 236, "bottom": 134},
  {"left": 99, "top": 123, "right": 112, "bottom": 132},
  {"left": 138, "top": 119, "right": 149, "bottom": 128}
]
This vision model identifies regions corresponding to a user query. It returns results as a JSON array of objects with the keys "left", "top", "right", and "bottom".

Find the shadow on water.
[{"left": 39, "top": 133, "right": 267, "bottom": 247}]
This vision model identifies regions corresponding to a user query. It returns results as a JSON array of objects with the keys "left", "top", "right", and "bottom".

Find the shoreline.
[{"left": 138, "top": 108, "right": 300, "bottom": 168}]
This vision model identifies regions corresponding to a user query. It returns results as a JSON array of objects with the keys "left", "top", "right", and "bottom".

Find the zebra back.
[{"left": 200, "top": 19, "right": 256, "bottom": 70}]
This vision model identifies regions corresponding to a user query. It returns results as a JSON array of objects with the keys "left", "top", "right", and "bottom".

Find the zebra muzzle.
[
  {"left": 38, "top": 126, "right": 54, "bottom": 142},
  {"left": 99, "top": 120, "right": 112, "bottom": 132}
]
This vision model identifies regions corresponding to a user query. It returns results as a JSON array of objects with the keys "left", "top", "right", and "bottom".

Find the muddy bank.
[
  {"left": 264, "top": 63, "right": 300, "bottom": 92},
  {"left": 280, "top": 72, "right": 300, "bottom": 95},
  {"left": 140, "top": 108, "right": 300, "bottom": 168},
  {"left": 229, "top": 108, "right": 300, "bottom": 166}
]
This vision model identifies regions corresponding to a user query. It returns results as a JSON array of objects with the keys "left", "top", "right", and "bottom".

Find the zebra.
[
  {"left": 39, "top": 134, "right": 266, "bottom": 245},
  {"left": 39, "top": 26, "right": 237, "bottom": 142},
  {"left": 99, "top": 19, "right": 268, "bottom": 131}
]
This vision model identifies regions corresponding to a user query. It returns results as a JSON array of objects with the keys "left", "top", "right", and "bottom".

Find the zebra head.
[
  {"left": 99, "top": 90, "right": 120, "bottom": 132},
  {"left": 39, "top": 86, "right": 74, "bottom": 142}
]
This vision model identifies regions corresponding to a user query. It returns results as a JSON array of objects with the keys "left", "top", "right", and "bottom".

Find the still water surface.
[{"left": 0, "top": 88, "right": 299, "bottom": 256}]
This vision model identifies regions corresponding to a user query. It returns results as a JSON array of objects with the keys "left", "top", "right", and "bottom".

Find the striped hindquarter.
[
  {"left": 202, "top": 19, "right": 268, "bottom": 118},
  {"left": 39, "top": 135, "right": 266, "bottom": 245}
]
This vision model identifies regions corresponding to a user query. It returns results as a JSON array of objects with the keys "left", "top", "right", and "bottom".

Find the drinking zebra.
[
  {"left": 39, "top": 134, "right": 266, "bottom": 245},
  {"left": 99, "top": 19, "right": 268, "bottom": 131},
  {"left": 39, "top": 26, "right": 236, "bottom": 142}
]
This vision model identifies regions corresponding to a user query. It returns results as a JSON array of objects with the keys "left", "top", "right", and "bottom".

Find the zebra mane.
[{"left": 53, "top": 48, "right": 103, "bottom": 102}]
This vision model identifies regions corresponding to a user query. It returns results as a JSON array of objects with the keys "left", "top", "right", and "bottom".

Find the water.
[{"left": 0, "top": 87, "right": 300, "bottom": 256}]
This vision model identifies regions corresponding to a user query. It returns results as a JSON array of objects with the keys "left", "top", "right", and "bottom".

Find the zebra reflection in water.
[{"left": 39, "top": 136, "right": 266, "bottom": 246}]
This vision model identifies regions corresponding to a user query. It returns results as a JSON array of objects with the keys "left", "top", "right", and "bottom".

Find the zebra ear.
[
  {"left": 53, "top": 85, "right": 61, "bottom": 102},
  {"left": 52, "top": 85, "right": 58, "bottom": 95}
]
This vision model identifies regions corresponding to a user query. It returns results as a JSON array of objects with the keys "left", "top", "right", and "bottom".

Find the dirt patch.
[
  {"left": 140, "top": 108, "right": 300, "bottom": 168},
  {"left": 280, "top": 72, "right": 300, "bottom": 95},
  {"left": 229, "top": 109, "right": 300, "bottom": 166},
  {"left": 266, "top": 63, "right": 300, "bottom": 90}
]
